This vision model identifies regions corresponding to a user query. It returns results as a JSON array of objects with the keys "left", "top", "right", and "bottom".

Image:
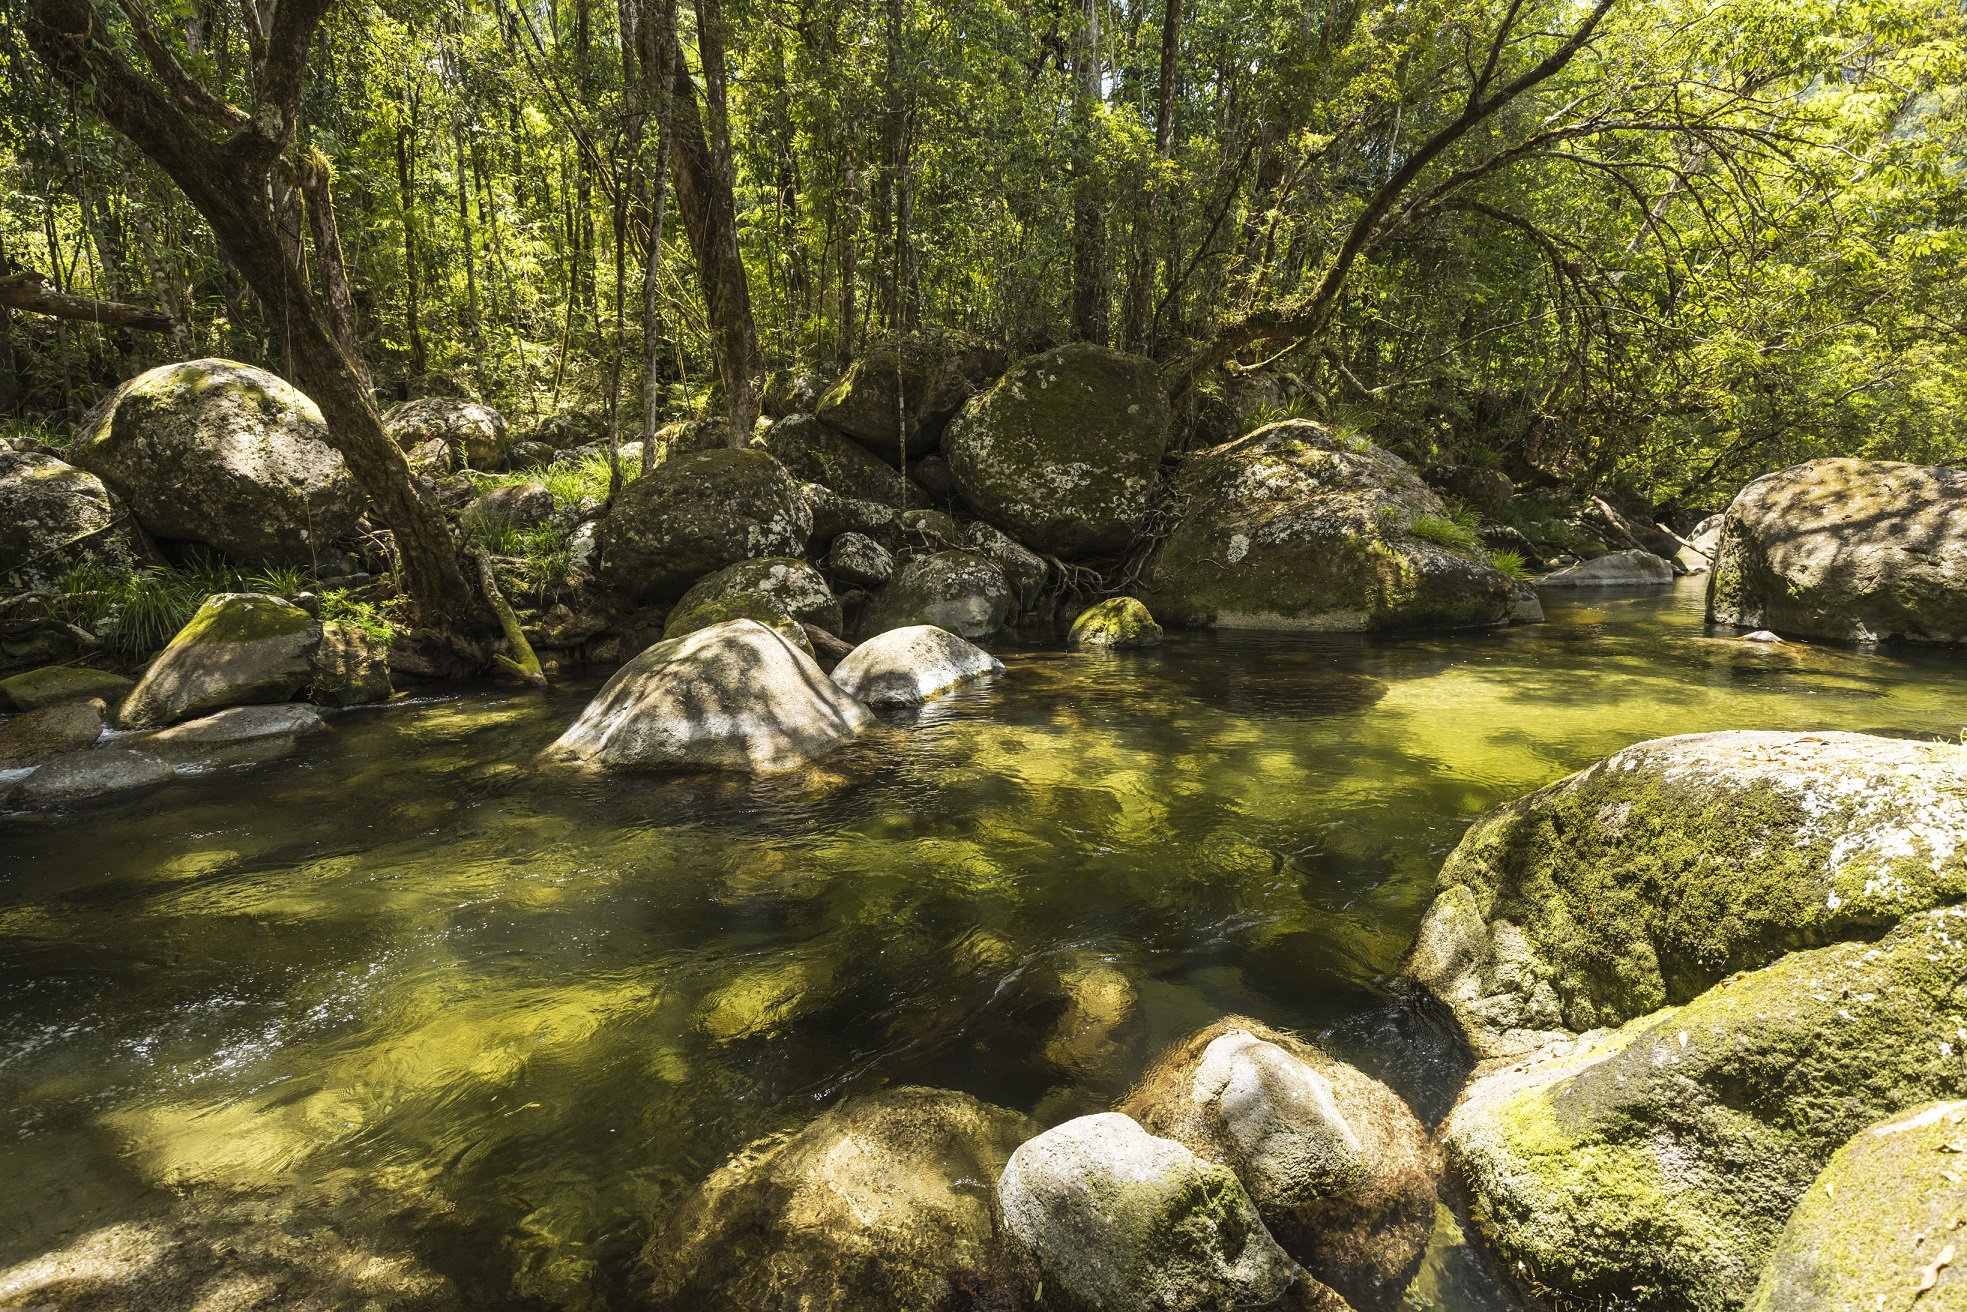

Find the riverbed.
[{"left": 3, "top": 578, "right": 1961, "bottom": 1310}]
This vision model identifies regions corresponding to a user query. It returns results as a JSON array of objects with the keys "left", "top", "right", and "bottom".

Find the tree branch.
[{"left": 0, "top": 268, "right": 175, "bottom": 333}]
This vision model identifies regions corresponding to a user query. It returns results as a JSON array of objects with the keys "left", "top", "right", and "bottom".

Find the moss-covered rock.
[
  {"left": 641, "top": 1086, "right": 1038, "bottom": 1311},
  {"left": 68, "top": 359, "right": 364, "bottom": 564},
  {"left": 1404, "top": 730, "right": 1967, "bottom": 1059},
  {"left": 1069, "top": 596, "right": 1163, "bottom": 649},
  {"left": 760, "top": 413, "right": 925, "bottom": 506},
  {"left": 599, "top": 449, "right": 811, "bottom": 601},
  {"left": 1139, "top": 421, "right": 1514, "bottom": 632},
  {"left": 816, "top": 329, "right": 1004, "bottom": 461},
  {"left": 0, "top": 665, "right": 135, "bottom": 712},
  {"left": 119, "top": 593, "right": 322, "bottom": 728},
  {"left": 1444, "top": 906, "right": 1967, "bottom": 1312},
  {"left": 860, "top": 550, "right": 1010, "bottom": 639},
  {"left": 0, "top": 451, "right": 156, "bottom": 590},
  {"left": 1747, "top": 1100, "right": 1967, "bottom": 1311},
  {"left": 310, "top": 622, "right": 392, "bottom": 707},
  {"left": 381, "top": 397, "right": 511, "bottom": 471},
  {"left": 661, "top": 557, "right": 841, "bottom": 645},
  {"left": 825, "top": 532, "right": 893, "bottom": 586},
  {"left": 943, "top": 343, "right": 1170, "bottom": 557},
  {"left": 0, "top": 696, "right": 107, "bottom": 769},
  {"left": 1708, "top": 457, "right": 1967, "bottom": 643},
  {"left": 1120, "top": 1017, "right": 1435, "bottom": 1312},
  {"left": 961, "top": 520, "right": 1050, "bottom": 609},
  {"left": 460, "top": 482, "right": 552, "bottom": 532}
]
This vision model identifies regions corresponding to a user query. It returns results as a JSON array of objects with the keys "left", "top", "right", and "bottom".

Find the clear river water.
[{"left": 2, "top": 577, "right": 1962, "bottom": 1310}]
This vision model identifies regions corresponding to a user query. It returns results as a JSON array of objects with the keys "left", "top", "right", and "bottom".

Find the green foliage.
[
  {"left": 1243, "top": 396, "right": 1318, "bottom": 432},
  {"left": 1410, "top": 513, "right": 1482, "bottom": 553},
  {"left": 247, "top": 564, "right": 311, "bottom": 597},
  {"left": 1484, "top": 549, "right": 1532, "bottom": 581},
  {"left": 320, "top": 589, "right": 401, "bottom": 642},
  {"left": 472, "top": 451, "right": 637, "bottom": 509}
]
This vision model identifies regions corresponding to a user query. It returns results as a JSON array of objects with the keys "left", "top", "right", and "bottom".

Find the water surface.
[{"left": 3, "top": 579, "right": 1961, "bottom": 1310}]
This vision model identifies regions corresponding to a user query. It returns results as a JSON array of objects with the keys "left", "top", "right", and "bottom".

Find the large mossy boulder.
[
  {"left": 1708, "top": 457, "right": 1967, "bottom": 642},
  {"left": 0, "top": 451, "right": 154, "bottom": 590},
  {"left": 381, "top": 397, "right": 511, "bottom": 471},
  {"left": 641, "top": 1087, "right": 1037, "bottom": 1311},
  {"left": 829, "top": 624, "right": 1002, "bottom": 706},
  {"left": 1444, "top": 907, "right": 1967, "bottom": 1312},
  {"left": 600, "top": 449, "right": 811, "bottom": 602},
  {"left": 543, "top": 619, "right": 870, "bottom": 772},
  {"left": 68, "top": 359, "right": 363, "bottom": 564},
  {"left": 0, "top": 665, "right": 134, "bottom": 712},
  {"left": 859, "top": 550, "right": 1010, "bottom": 640},
  {"left": 1403, "top": 730, "right": 1967, "bottom": 1060},
  {"left": 1069, "top": 596, "right": 1163, "bottom": 650},
  {"left": 815, "top": 329, "right": 1004, "bottom": 461},
  {"left": 943, "top": 343, "right": 1170, "bottom": 557},
  {"left": 996, "top": 1112, "right": 1315, "bottom": 1312},
  {"left": 661, "top": 557, "right": 842, "bottom": 643},
  {"left": 1747, "top": 1100, "right": 1967, "bottom": 1311},
  {"left": 119, "top": 593, "right": 322, "bottom": 729},
  {"left": 1139, "top": 421, "right": 1514, "bottom": 632},
  {"left": 1120, "top": 1018, "right": 1435, "bottom": 1312},
  {"left": 760, "top": 413, "right": 924, "bottom": 506}
]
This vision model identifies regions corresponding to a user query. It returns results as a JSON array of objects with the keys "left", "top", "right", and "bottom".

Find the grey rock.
[
  {"left": 119, "top": 593, "right": 321, "bottom": 728},
  {"left": 310, "top": 622, "right": 393, "bottom": 706},
  {"left": 860, "top": 550, "right": 1010, "bottom": 640},
  {"left": 760, "top": 414, "right": 926, "bottom": 507},
  {"left": 0, "top": 451, "right": 155, "bottom": 590},
  {"left": 661, "top": 557, "right": 842, "bottom": 644},
  {"left": 462, "top": 482, "right": 553, "bottom": 531},
  {"left": 961, "top": 520, "right": 1049, "bottom": 610},
  {"left": 382, "top": 397, "right": 511, "bottom": 471},
  {"left": 1508, "top": 581, "right": 1544, "bottom": 623},
  {"left": 127, "top": 703, "right": 323, "bottom": 768},
  {"left": 829, "top": 624, "right": 1002, "bottom": 706},
  {"left": 817, "top": 330, "right": 1004, "bottom": 460},
  {"left": 0, "top": 665, "right": 135, "bottom": 711},
  {"left": 0, "top": 697, "right": 107, "bottom": 768},
  {"left": 600, "top": 449, "right": 811, "bottom": 602},
  {"left": 13, "top": 746, "right": 173, "bottom": 806},
  {"left": 827, "top": 533, "right": 894, "bottom": 587},
  {"left": 1537, "top": 548, "right": 1674, "bottom": 586}
]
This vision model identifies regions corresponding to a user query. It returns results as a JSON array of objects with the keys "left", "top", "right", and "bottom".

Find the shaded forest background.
[{"left": 4, "top": 0, "right": 1965, "bottom": 506}]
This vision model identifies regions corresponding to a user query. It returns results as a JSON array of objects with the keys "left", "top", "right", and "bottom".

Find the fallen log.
[{"left": 0, "top": 268, "right": 176, "bottom": 333}]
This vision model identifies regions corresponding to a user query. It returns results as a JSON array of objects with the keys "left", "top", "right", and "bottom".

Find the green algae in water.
[{"left": 1, "top": 579, "right": 1963, "bottom": 1309}]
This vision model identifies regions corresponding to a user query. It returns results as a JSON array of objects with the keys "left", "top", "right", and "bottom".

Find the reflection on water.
[{"left": 2, "top": 580, "right": 1962, "bottom": 1309}]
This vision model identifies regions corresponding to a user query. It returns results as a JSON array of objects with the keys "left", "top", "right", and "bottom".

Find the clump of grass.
[
  {"left": 247, "top": 563, "right": 311, "bottom": 596},
  {"left": 1410, "top": 513, "right": 1482, "bottom": 552},
  {"left": 1243, "top": 395, "right": 1319, "bottom": 432},
  {"left": 1484, "top": 548, "right": 1532, "bottom": 580},
  {"left": 320, "top": 589, "right": 401, "bottom": 642},
  {"left": 465, "top": 512, "right": 576, "bottom": 604},
  {"left": 472, "top": 450, "right": 638, "bottom": 508},
  {"left": 0, "top": 416, "right": 72, "bottom": 449}
]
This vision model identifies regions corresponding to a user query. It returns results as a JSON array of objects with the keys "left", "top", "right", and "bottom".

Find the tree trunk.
[
  {"left": 126, "top": 174, "right": 195, "bottom": 356},
  {"left": 454, "top": 123, "right": 485, "bottom": 394},
  {"left": 1124, "top": 0, "right": 1181, "bottom": 351},
  {"left": 0, "top": 301, "right": 18, "bottom": 415},
  {"left": 1069, "top": 0, "right": 1107, "bottom": 344},
  {"left": 395, "top": 100, "right": 426, "bottom": 380},
  {"left": 297, "top": 148, "right": 374, "bottom": 394}
]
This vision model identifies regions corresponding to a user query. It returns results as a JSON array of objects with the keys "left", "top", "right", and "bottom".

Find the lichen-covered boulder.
[
  {"left": 381, "top": 397, "right": 511, "bottom": 470},
  {"left": 1444, "top": 907, "right": 1967, "bottom": 1312},
  {"left": 0, "top": 665, "right": 134, "bottom": 712},
  {"left": 761, "top": 413, "right": 924, "bottom": 506},
  {"left": 1404, "top": 730, "right": 1967, "bottom": 1059},
  {"left": 543, "top": 619, "right": 870, "bottom": 773},
  {"left": 0, "top": 697, "right": 107, "bottom": 769},
  {"left": 1747, "top": 1100, "right": 1967, "bottom": 1311},
  {"left": 1139, "top": 421, "right": 1514, "bottom": 632},
  {"left": 860, "top": 550, "right": 1010, "bottom": 640},
  {"left": 1121, "top": 1018, "right": 1435, "bottom": 1312},
  {"left": 1709, "top": 457, "right": 1967, "bottom": 642},
  {"left": 118, "top": 593, "right": 322, "bottom": 729},
  {"left": 996, "top": 1112, "right": 1312, "bottom": 1312},
  {"left": 962, "top": 520, "right": 1049, "bottom": 609},
  {"left": 1538, "top": 548, "right": 1674, "bottom": 586},
  {"left": 826, "top": 532, "right": 894, "bottom": 587},
  {"left": 761, "top": 368, "right": 826, "bottom": 418},
  {"left": 943, "top": 343, "right": 1170, "bottom": 557},
  {"left": 1069, "top": 597, "right": 1163, "bottom": 650},
  {"left": 829, "top": 624, "right": 1002, "bottom": 706},
  {"left": 461, "top": 482, "right": 553, "bottom": 531},
  {"left": 600, "top": 449, "right": 811, "bottom": 602},
  {"left": 816, "top": 330, "right": 1004, "bottom": 461},
  {"left": 309, "top": 622, "right": 392, "bottom": 707},
  {"left": 68, "top": 359, "right": 364, "bottom": 563},
  {"left": 661, "top": 558, "right": 842, "bottom": 643},
  {"left": 8, "top": 745, "right": 174, "bottom": 807},
  {"left": 806, "top": 486, "right": 900, "bottom": 547},
  {"left": 641, "top": 1087, "right": 1038, "bottom": 1312},
  {"left": 0, "top": 452, "right": 154, "bottom": 590}
]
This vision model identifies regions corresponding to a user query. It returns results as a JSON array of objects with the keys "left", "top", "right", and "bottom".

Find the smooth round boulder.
[
  {"left": 1069, "top": 596, "right": 1163, "bottom": 650},
  {"left": 0, "top": 451, "right": 154, "bottom": 590},
  {"left": 943, "top": 343, "right": 1170, "bottom": 557},
  {"left": 1403, "top": 730, "right": 1967, "bottom": 1060},
  {"left": 826, "top": 532, "right": 894, "bottom": 587},
  {"left": 816, "top": 329, "right": 1004, "bottom": 461},
  {"left": 381, "top": 397, "right": 511, "bottom": 470},
  {"left": 1709, "top": 457, "right": 1967, "bottom": 642},
  {"left": 1444, "top": 907, "right": 1967, "bottom": 1312},
  {"left": 0, "top": 665, "right": 134, "bottom": 712},
  {"left": 661, "top": 557, "right": 842, "bottom": 643},
  {"left": 829, "top": 624, "right": 1003, "bottom": 706},
  {"left": 0, "top": 697, "right": 107, "bottom": 769},
  {"left": 1139, "top": 421, "right": 1514, "bottom": 632},
  {"left": 761, "top": 413, "right": 924, "bottom": 506},
  {"left": 600, "top": 449, "right": 811, "bottom": 602},
  {"left": 9, "top": 746, "right": 173, "bottom": 807},
  {"left": 68, "top": 359, "right": 364, "bottom": 563},
  {"left": 1748, "top": 1100, "right": 1967, "bottom": 1311},
  {"left": 996, "top": 1112, "right": 1303, "bottom": 1312},
  {"left": 543, "top": 619, "right": 871, "bottom": 773},
  {"left": 118, "top": 593, "right": 322, "bottom": 729},
  {"left": 126, "top": 703, "right": 324, "bottom": 768},
  {"left": 860, "top": 550, "right": 1010, "bottom": 640},
  {"left": 1537, "top": 548, "right": 1674, "bottom": 586},
  {"left": 641, "top": 1087, "right": 1037, "bottom": 1311},
  {"left": 1121, "top": 1018, "right": 1435, "bottom": 1312}
]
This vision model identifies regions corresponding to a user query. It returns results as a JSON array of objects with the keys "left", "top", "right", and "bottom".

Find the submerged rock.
[
  {"left": 661, "top": 557, "right": 842, "bottom": 644},
  {"left": 1068, "top": 596, "right": 1163, "bottom": 650},
  {"left": 1445, "top": 907, "right": 1967, "bottom": 1312},
  {"left": 1121, "top": 1018, "right": 1435, "bottom": 1312},
  {"left": 68, "top": 359, "right": 364, "bottom": 564},
  {"left": 10, "top": 745, "right": 173, "bottom": 806},
  {"left": 761, "top": 413, "right": 923, "bottom": 506},
  {"left": 310, "top": 622, "right": 393, "bottom": 707},
  {"left": 828, "top": 624, "right": 1002, "bottom": 706},
  {"left": 1140, "top": 421, "right": 1514, "bottom": 633},
  {"left": 128, "top": 703, "right": 324, "bottom": 768},
  {"left": 943, "top": 343, "right": 1170, "bottom": 557},
  {"left": 816, "top": 329, "right": 1004, "bottom": 460},
  {"left": 543, "top": 619, "right": 870, "bottom": 772},
  {"left": 119, "top": 593, "right": 322, "bottom": 729},
  {"left": 996, "top": 1112, "right": 1306, "bottom": 1312},
  {"left": 1709, "top": 457, "right": 1967, "bottom": 642},
  {"left": 0, "top": 665, "right": 134, "bottom": 712},
  {"left": 600, "top": 449, "right": 811, "bottom": 602},
  {"left": 1404, "top": 730, "right": 1967, "bottom": 1060},
  {"left": 860, "top": 550, "right": 1010, "bottom": 640},
  {"left": 1537, "top": 548, "right": 1674, "bottom": 586},
  {"left": 0, "top": 451, "right": 155, "bottom": 590},
  {"left": 0, "top": 696, "right": 107, "bottom": 768},
  {"left": 642, "top": 1087, "right": 1037, "bottom": 1312},
  {"left": 382, "top": 396, "right": 511, "bottom": 471},
  {"left": 1747, "top": 1100, "right": 1967, "bottom": 1311}
]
